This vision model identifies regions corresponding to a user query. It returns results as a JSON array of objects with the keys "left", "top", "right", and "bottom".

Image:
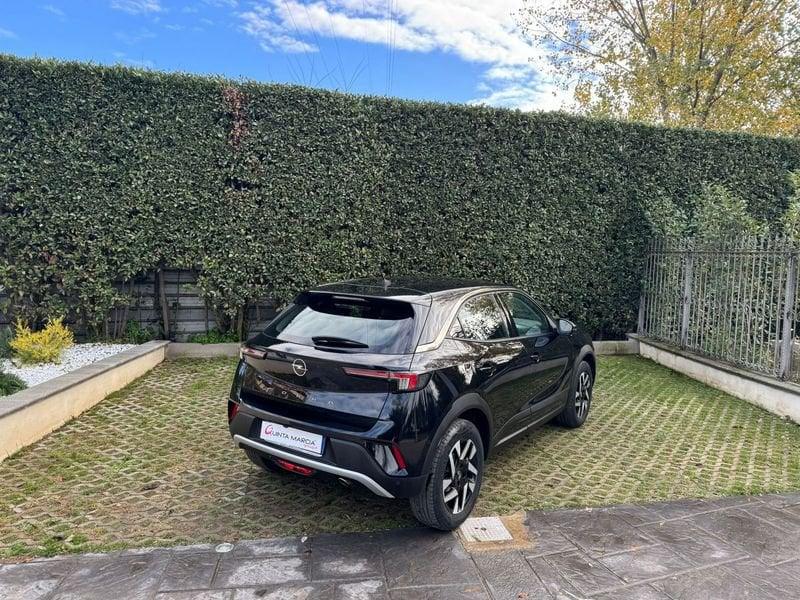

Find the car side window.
[
  {"left": 449, "top": 294, "right": 509, "bottom": 341},
  {"left": 499, "top": 293, "right": 550, "bottom": 337}
]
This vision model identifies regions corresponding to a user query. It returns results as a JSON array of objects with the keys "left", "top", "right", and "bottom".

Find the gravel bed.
[{"left": 0, "top": 343, "right": 136, "bottom": 388}]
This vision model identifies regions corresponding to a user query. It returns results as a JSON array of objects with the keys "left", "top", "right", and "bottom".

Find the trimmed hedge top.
[{"left": 1, "top": 54, "right": 799, "bottom": 338}]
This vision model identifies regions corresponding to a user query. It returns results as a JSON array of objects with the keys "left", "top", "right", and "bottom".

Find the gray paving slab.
[
  {"left": 381, "top": 530, "right": 481, "bottom": 589},
  {"left": 231, "top": 582, "right": 336, "bottom": 599},
  {"left": 51, "top": 554, "right": 168, "bottom": 600},
  {"left": 6, "top": 492, "right": 800, "bottom": 599},
  {"left": 650, "top": 565, "right": 773, "bottom": 599},
  {"left": 525, "top": 554, "right": 583, "bottom": 598},
  {"left": 310, "top": 541, "right": 383, "bottom": 581},
  {"left": 472, "top": 550, "right": 550, "bottom": 600},
  {"left": 387, "top": 584, "right": 489, "bottom": 599},
  {"left": 523, "top": 513, "right": 577, "bottom": 558},
  {"left": 159, "top": 552, "right": 219, "bottom": 592},
  {"left": 156, "top": 592, "right": 232, "bottom": 600},
  {"left": 537, "top": 549, "right": 624, "bottom": 596},
  {"left": 777, "top": 558, "right": 800, "bottom": 580},
  {"left": 742, "top": 504, "right": 800, "bottom": 531},
  {"left": 686, "top": 508, "right": 800, "bottom": 565},
  {"left": 230, "top": 536, "right": 308, "bottom": 558},
  {"left": 335, "top": 579, "right": 388, "bottom": 599},
  {"left": 726, "top": 558, "right": 800, "bottom": 599},
  {"left": 212, "top": 556, "right": 309, "bottom": 588},
  {"left": 0, "top": 559, "right": 74, "bottom": 600},
  {"left": 593, "top": 584, "right": 671, "bottom": 600},
  {"left": 645, "top": 498, "right": 717, "bottom": 520},
  {"left": 597, "top": 543, "right": 691, "bottom": 583},
  {"left": 541, "top": 509, "right": 655, "bottom": 557}
]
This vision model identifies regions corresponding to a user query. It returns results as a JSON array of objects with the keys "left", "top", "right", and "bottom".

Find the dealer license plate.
[{"left": 259, "top": 421, "right": 324, "bottom": 457}]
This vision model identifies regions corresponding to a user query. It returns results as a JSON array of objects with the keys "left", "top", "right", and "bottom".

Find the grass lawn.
[{"left": 1, "top": 355, "right": 799, "bottom": 558}]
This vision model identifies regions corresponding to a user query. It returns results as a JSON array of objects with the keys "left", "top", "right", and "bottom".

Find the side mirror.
[{"left": 557, "top": 319, "right": 575, "bottom": 335}]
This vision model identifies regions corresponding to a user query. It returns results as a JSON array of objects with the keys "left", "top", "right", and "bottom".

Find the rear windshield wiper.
[{"left": 312, "top": 336, "right": 369, "bottom": 349}]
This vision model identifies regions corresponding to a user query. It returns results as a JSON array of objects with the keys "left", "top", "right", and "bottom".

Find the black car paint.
[{"left": 228, "top": 277, "right": 594, "bottom": 498}]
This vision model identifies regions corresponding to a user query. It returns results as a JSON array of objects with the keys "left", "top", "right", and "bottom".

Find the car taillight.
[
  {"left": 390, "top": 442, "right": 407, "bottom": 470},
  {"left": 343, "top": 368, "right": 428, "bottom": 392},
  {"left": 240, "top": 346, "right": 266, "bottom": 359},
  {"left": 274, "top": 459, "right": 315, "bottom": 476}
]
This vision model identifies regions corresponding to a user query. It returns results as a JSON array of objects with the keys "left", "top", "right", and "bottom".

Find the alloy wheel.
[
  {"left": 574, "top": 370, "right": 592, "bottom": 419},
  {"left": 442, "top": 439, "right": 478, "bottom": 515}
]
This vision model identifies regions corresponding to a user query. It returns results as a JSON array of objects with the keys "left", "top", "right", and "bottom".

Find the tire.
[
  {"left": 244, "top": 447, "right": 282, "bottom": 474},
  {"left": 410, "top": 419, "right": 484, "bottom": 531},
  {"left": 555, "top": 360, "right": 593, "bottom": 428}
]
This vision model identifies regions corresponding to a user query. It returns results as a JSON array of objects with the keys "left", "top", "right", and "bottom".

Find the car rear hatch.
[{"left": 239, "top": 290, "right": 430, "bottom": 431}]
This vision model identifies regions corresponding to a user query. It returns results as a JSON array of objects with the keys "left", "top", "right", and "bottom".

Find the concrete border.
[
  {"left": 167, "top": 342, "right": 241, "bottom": 358},
  {"left": 630, "top": 334, "right": 800, "bottom": 424},
  {"left": 594, "top": 338, "right": 639, "bottom": 356},
  {"left": 0, "top": 341, "right": 169, "bottom": 462}
]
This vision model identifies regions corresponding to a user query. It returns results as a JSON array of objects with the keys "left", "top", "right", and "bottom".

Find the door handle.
[
  {"left": 476, "top": 361, "right": 496, "bottom": 373},
  {"left": 530, "top": 352, "right": 541, "bottom": 363}
]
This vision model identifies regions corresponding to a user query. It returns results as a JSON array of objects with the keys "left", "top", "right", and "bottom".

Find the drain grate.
[{"left": 459, "top": 516, "right": 513, "bottom": 543}]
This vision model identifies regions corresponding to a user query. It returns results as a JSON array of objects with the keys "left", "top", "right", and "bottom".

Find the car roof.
[{"left": 310, "top": 277, "right": 514, "bottom": 302}]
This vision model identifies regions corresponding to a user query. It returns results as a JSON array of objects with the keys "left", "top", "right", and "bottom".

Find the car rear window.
[{"left": 264, "top": 292, "right": 419, "bottom": 354}]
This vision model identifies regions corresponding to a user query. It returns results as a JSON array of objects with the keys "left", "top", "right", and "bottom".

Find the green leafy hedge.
[{"left": 1, "top": 54, "right": 799, "bottom": 339}]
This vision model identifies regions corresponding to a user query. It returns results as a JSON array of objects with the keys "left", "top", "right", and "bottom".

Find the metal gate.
[{"left": 637, "top": 236, "right": 799, "bottom": 381}]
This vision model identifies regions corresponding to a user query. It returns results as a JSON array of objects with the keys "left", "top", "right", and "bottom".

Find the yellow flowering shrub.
[{"left": 9, "top": 317, "right": 74, "bottom": 364}]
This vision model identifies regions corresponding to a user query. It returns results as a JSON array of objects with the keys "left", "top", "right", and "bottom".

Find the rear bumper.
[
  {"left": 234, "top": 435, "right": 396, "bottom": 497},
  {"left": 229, "top": 407, "right": 427, "bottom": 499}
]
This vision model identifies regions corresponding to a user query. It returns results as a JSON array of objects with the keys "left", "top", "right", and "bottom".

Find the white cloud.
[
  {"left": 110, "top": 0, "right": 163, "bottom": 15},
  {"left": 240, "top": 6, "right": 318, "bottom": 53},
  {"left": 0, "top": 27, "right": 17, "bottom": 39},
  {"left": 113, "top": 51, "right": 155, "bottom": 68},
  {"left": 114, "top": 28, "right": 157, "bottom": 44},
  {"left": 42, "top": 4, "right": 66, "bottom": 18},
  {"left": 203, "top": 0, "right": 238, "bottom": 6},
  {"left": 235, "top": 0, "right": 568, "bottom": 111}
]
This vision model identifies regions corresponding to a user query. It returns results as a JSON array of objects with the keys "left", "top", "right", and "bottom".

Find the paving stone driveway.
[
  {"left": 3, "top": 492, "right": 800, "bottom": 599},
  {"left": 2, "top": 356, "right": 800, "bottom": 558}
]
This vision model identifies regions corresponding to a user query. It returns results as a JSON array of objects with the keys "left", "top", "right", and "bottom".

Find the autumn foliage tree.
[{"left": 519, "top": 0, "right": 800, "bottom": 136}]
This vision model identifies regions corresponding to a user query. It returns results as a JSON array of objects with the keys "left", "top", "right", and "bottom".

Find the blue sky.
[{"left": 0, "top": 0, "right": 567, "bottom": 111}]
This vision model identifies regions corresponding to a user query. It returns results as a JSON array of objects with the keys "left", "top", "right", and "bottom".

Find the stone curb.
[
  {"left": 594, "top": 337, "right": 639, "bottom": 355},
  {"left": 0, "top": 341, "right": 169, "bottom": 462},
  {"left": 167, "top": 342, "right": 241, "bottom": 358},
  {"left": 631, "top": 333, "right": 800, "bottom": 424}
]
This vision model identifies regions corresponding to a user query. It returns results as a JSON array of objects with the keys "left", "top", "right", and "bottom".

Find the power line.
[
  {"left": 301, "top": 0, "right": 341, "bottom": 88},
  {"left": 385, "top": 0, "right": 393, "bottom": 95},
  {"left": 281, "top": 0, "right": 314, "bottom": 85},
  {"left": 327, "top": 12, "right": 348, "bottom": 91}
]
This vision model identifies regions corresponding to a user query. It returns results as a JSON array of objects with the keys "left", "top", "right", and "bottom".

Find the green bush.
[
  {"left": 1, "top": 55, "right": 799, "bottom": 339},
  {"left": 0, "top": 370, "right": 26, "bottom": 396},
  {"left": 187, "top": 329, "right": 240, "bottom": 344},
  {"left": 123, "top": 320, "right": 157, "bottom": 345}
]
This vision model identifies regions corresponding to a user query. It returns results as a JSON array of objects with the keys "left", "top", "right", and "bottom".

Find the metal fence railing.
[{"left": 638, "top": 236, "right": 800, "bottom": 383}]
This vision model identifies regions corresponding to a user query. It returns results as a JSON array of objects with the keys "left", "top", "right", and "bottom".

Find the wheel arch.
[
  {"left": 421, "top": 393, "right": 493, "bottom": 475},
  {"left": 577, "top": 344, "right": 596, "bottom": 379}
]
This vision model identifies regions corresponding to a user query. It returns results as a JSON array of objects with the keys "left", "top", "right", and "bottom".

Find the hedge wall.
[{"left": 1, "top": 54, "right": 799, "bottom": 339}]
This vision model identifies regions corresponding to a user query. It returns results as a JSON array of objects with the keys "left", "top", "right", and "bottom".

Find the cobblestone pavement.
[
  {"left": 2, "top": 356, "right": 800, "bottom": 558},
  {"left": 3, "top": 493, "right": 800, "bottom": 599}
]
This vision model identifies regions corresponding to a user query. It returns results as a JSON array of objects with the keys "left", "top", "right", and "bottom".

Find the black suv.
[{"left": 228, "top": 278, "right": 595, "bottom": 530}]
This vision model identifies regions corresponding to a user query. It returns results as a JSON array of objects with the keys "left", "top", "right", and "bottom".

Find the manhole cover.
[{"left": 459, "top": 516, "right": 513, "bottom": 543}]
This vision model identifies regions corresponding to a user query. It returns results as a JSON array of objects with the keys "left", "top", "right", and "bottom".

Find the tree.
[{"left": 519, "top": 0, "right": 800, "bottom": 136}]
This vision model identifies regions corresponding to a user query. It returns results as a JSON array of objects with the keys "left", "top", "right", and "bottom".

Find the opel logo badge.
[{"left": 292, "top": 359, "right": 307, "bottom": 377}]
